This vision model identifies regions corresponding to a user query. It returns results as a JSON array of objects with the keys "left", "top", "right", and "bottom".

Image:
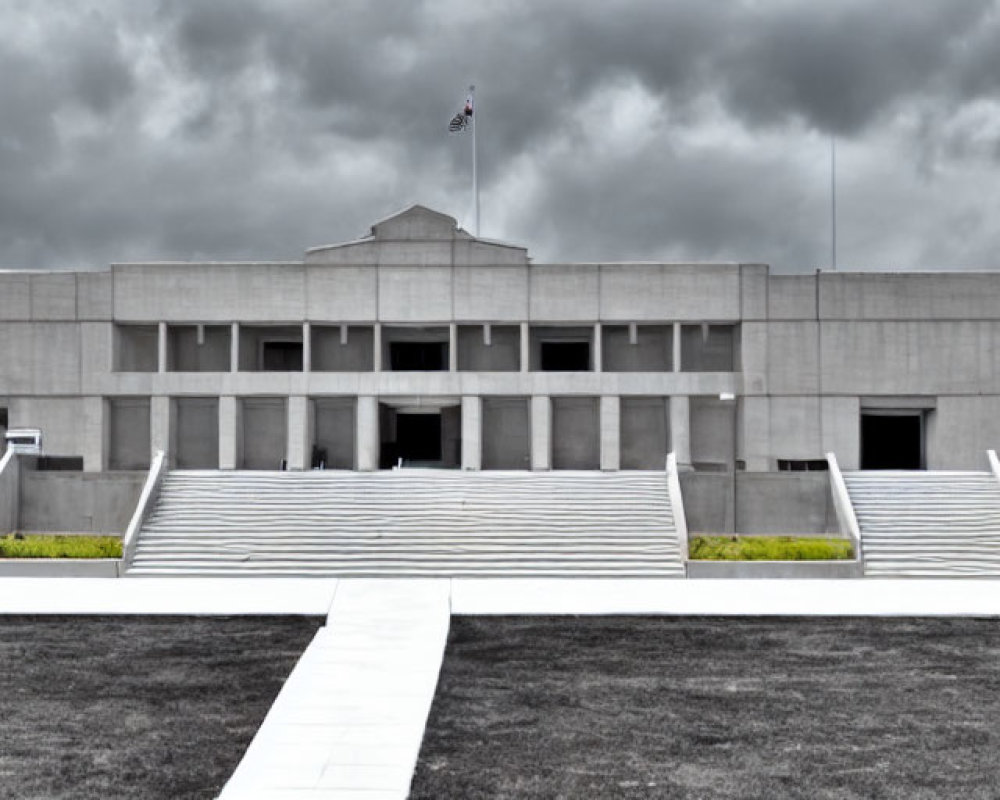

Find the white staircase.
[
  {"left": 126, "top": 470, "right": 685, "bottom": 577},
  {"left": 844, "top": 471, "right": 1000, "bottom": 576}
]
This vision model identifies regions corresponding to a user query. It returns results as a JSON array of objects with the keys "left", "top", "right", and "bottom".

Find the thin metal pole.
[
  {"left": 470, "top": 84, "right": 479, "bottom": 237},
  {"left": 831, "top": 136, "right": 837, "bottom": 271}
]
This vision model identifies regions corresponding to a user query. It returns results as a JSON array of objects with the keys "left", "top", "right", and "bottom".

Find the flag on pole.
[{"left": 448, "top": 90, "right": 474, "bottom": 133}]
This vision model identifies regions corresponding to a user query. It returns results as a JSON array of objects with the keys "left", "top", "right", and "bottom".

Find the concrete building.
[{"left": 2, "top": 203, "right": 999, "bottom": 494}]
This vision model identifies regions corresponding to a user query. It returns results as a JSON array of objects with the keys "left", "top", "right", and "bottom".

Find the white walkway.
[
  {"left": 218, "top": 580, "right": 451, "bottom": 800},
  {"left": 3, "top": 577, "right": 1000, "bottom": 617}
]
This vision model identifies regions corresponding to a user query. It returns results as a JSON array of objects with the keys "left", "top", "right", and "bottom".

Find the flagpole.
[
  {"left": 470, "top": 84, "right": 479, "bottom": 237},
  {"left": 831, "top": 136, "right": 837, "bottom": 271}
]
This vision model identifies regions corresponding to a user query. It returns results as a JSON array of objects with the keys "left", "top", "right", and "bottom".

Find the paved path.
[
  {"left": 218, "top": 580, "right": 451, "bottom": 800},
  {"left": 3, "top": 577, "right": 1000, "bottom": 616}
]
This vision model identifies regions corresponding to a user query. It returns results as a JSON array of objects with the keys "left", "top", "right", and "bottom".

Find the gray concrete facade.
[{"left": 2, "top": 204, "right": 1000, "bottom": 482}]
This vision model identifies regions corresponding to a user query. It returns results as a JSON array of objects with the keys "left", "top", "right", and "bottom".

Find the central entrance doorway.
[
  {"left": 397, "top": 413, "right": 442, "bottom": 462},
  {"left": 860, "top": 410, "right": 925, "bottom": 469},
  {"left": 379, "top": 401, "right": 461, "bottom": 468}
]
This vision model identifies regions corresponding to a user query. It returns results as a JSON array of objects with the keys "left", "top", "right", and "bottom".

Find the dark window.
[
  {"left": 261, "top": 341, "right": 303, "bottom": 371},
  {"left": 390, "top": 342, "right": 447, "bottom": 371},
  {"left": 35, "top": 456, "right": 84, "bottom": 471},
  {"left": 777, "top": 459, "right": 829, "bottom": 472},
  {"left": 540, "top": 341, "right": 590, "bottom": 371},
  {"left": 0, "top": 408, "right": 7, "bottom": 427},
  {"left": 861, "top": 413, "right": 923, "bottom": 469}
]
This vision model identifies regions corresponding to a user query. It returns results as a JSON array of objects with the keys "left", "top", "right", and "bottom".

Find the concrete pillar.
[
  {"left": 356, "top": 396, "right": 379, "bottom": 471},
  {"left": 373, "top": 324, "right": 383, "bottom": 372},
  {"left": 230, "top": 323, "right": 239, "bottom": 372},
  {"left": 600, "top": 395, "right": 620, "bottom": 471},
  {"left": 670, "top": 394, "right": 692, "bottom": 470},
  {"left": 673, "top": 322, "right": 682, "bottom": 372},
  {"left": 157, "top": 322, "right": 168, "bottom": 373},
  {"left": 302, "top": 323, "right": 312, "bottom": 373},
  {"left": 449, "top": 323, "right": 458, "bottom": 372},
  {"left": 461, "top": 395, "right": 482, "bottom": 470},
  {"left": 530, "top": 395, "right": 551, "bottom": 471},
  {"left": 81, "top": 396, "right": 107, "bottom": 473},
  {"left": 287, "top": 395, "right": 310, "bottom": 470},
  {"left": 520, "top": 322, "right": 530, "bottom": 372},
  {"left": 593, "top": 323, "right": 602, "bottom": 372},
  {"left": 219, "top": 396, "right": 239, "bottom": 469},
  {"left": 150, "top": 395, "right": 172, "bottom": 465}
]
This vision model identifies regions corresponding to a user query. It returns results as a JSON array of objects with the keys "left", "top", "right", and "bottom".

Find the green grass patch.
[
  {"left": 689, "top": 535, "right": 853, "bottom": 561},
  {"left": 0, "top": 534, "right": 122, "bottom": 559}
]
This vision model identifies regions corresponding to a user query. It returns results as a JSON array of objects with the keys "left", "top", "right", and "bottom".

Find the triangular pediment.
[
  {"left": 370, "top": 205, "right": 467, "bottom": 241},
  {"left": 305, "top": 204, "right": 529, "bottom": 266}
]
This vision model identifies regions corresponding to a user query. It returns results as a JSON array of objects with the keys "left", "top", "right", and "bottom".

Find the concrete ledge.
[
  {"left": 0, "top": 559, "right": 121, "bottom": 578},
  {"left": 686, "top": 560, "right": 862, "bottom": 579}
]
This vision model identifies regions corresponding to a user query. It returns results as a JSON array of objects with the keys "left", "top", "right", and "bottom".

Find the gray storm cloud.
[{"left": 1, "top": 0, "right": 999, "bottom": 271}]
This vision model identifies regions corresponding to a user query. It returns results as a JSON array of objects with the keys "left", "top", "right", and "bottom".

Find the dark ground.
[
  {"left": 0, "top": 615, "right": 322, "bottom": 800},
  {"left": 411, "top": 616, "right": 1000, "bottom": 799}
]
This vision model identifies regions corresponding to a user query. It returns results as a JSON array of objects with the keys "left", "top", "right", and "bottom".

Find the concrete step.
[
  {"left": 844, "top": 469, "right": 1000, "bottom": 577},
  {"left": 128, "top": 469, "right": 684, "bottom": 578}
]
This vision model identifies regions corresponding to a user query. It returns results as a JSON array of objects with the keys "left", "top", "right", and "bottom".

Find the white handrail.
[
  {"left": 826, "top": 451, "right": 864, "bottom": 571},
  {"left": 0, "top": 450, "right": 18, "bottom": 535},
  {"left": 121, "top": 450, "right": 168, "bottom": 572},
  {"left": 666, "top": 452, "right": 689, "bottom": 567},
  {"left": 988, "top": 450, "right": 1000, "bottom": 486}
]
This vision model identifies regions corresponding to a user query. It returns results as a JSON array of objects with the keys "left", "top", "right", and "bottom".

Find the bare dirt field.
[
  {"left": 411, "top": 616, "right": 1000, "bottom": 799},
  {"left": 0, "top": 615, "right": 321, "bottom": 800}
]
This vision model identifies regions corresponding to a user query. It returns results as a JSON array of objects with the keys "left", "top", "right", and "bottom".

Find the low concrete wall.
[
  {"left": 0, "top": 559, "right": 121, "bottom": 577},
  {"left": 687, "top": 560, "right": 862, "bottom": 579},
  {"left": 18, "top": 470, "right": 145, "bottom": 534},
  {"left": 0, "top": 452, "right": 17, "bottom": 534},
  {"left": 679, "top": 472, "right": 839, "bottom": 535}
]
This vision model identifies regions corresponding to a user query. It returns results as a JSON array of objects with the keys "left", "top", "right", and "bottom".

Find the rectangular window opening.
[
  {"left": 389, "top": 342, "right": 447, "bottom": 371},
  {"left": 540, "top": 341, "right": 590, "bottom": 371},
  {"left": 261, "top": 341, "right": 303, "bottom": 372}
]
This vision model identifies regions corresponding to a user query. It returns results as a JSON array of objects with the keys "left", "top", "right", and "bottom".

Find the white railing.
[
  {"left": 826, "top": 451, "right": 864, "bottom": 571},
  {"left": 988, "top": 450, "right": 1000, "bottom": 487},
  {"left": 666, "top": 452, "right": 689, "bottom": 567},
  {"left": 121, "top": 450, "right": 168, "bottom": 572},
  {"left": 0, "top": 450, "right": 18, "bottom": 535}
]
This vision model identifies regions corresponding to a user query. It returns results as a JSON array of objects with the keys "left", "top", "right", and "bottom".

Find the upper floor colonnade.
[{"left": 113, "top": 321, "right": 740, "bottom": 375}]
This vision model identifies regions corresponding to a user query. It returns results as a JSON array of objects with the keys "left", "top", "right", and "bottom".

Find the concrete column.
[
  {"left": 670, "top": 394, "right": 692, "bottom": 470},
  {"left": 461, "top": 395, "right": 482, "bottom": 470},
  {"left": 600, "top": 395, "right": 620, "bottom": 471},
  {"left": 150, "top": 395, "right": 171, "bottom": 464},
  {"left": 373, "top": 324, "right": 383, "bottom": 372},
  {"left": 81, "top": 396, "right": 107, "bottom": 473},
  {"left": 230, "top": 323, "right": 239, "bottom": 372},
  {"left": 287, "top": 395, "right": 310, "bottom": 470},
  {"left": 449, "top": 323, "right": 458, "bottom": 372},
  {"left": 356, "top": 395, "right": 379, "bottom": 471},
  {"left": 219, "top": 396, "right": 239, "bottom": 469},
  {"left": 593, "top": 323, "right": 602, "bottom": 372},
  {"left": 673, "top": 322, "right": 682, "bottom": 372},
  {"left": 520, "top": 322, "right": 530, "bottom": 372},
  {"left": 302, "top": 323, "right": 312, "bottom": 373},
  {"left": 530, "top": 395, "right": 551, "bottom": 471},
  {"left": 157, "top": 322, "right": 168, "bottom": 373}
]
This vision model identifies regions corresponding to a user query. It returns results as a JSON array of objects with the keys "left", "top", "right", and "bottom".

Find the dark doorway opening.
[
  {"left": 397, "top": 414, "right": 442, "bottom": 462},
  {"left": 541, "top": 341, "right": 590, "bottom": 371},
  {"left": 0, "top": 407, "right": 7, "bottom": 456},
  {"left": 379, "top": 411, "right": 442, "bottom": 467},
  {"left": 390, "top": 342, "right": 447, "bottom": 371},
  {"left": 861, "top": 412, "right": 923, "bottom": 469},
  {"left": 261, "top": 341, "right": 303, "bottom": 371}
]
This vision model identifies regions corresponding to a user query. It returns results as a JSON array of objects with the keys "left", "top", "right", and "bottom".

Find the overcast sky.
[{"left": 3, "top": 1, "right": 1000, "bottom": 272}]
